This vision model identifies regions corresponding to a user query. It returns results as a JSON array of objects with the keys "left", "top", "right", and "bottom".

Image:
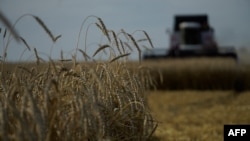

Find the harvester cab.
[
  {"left": 143, "top": 14, "right": 237, "bottom": 60},
  {"left": 168, "top": 15, "right": 218, "bottom": 57}
]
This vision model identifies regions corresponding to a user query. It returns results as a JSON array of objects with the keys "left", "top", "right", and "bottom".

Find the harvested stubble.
[
  {"left": 0, "top": 61, "right": 156, "bottom": 141},
  {"left": 148, "top": 91, "right": 250, "bottom": 141}
]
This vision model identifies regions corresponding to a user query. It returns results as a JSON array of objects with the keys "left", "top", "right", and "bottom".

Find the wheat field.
[
  {"left": 0, "top": 61, "right": 158, "bottom": 141},
  {"left": 1, "top": 14, "right": 250, "bottom": 141},
  {"left": 0, "top": 15, "right": 158, "bottom": 141},
  {"left": 138, "top": 58, "right": 250, "bottom": 91}
]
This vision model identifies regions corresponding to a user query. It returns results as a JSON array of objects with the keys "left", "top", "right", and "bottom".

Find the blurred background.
[{"left": 0, "top": 0, "right": 249, "bottom": 62}]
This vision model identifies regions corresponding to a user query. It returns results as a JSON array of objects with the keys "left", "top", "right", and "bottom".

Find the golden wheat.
[
  {"left": 97, "top": 18, "right": 111, "bottom": 43},
  {"left": 0, "top": 11, "right": 20, "bottom": 41},
  {"left": 19, "top": 37, "right": 31, "bottom": 51},
  {"left": 33, "top": 48, "right": 40, "bottom": 65},
  {"left": 0, "top": 15, "right": 157, "bottom": 141},
  {"left": 127, "top": 33, "right": 141, "bottom": 62},
  {"left": 92, "top": 44, "right": 111, "bottom": 57},
  {"left": 78, "top": 49, "right": 91, "bottom": 61},
  {"left": 33, "top": 16, "right": 57, "bottom": 42},
  {"left": 142, "top": 30, "right": 154, "bottom": 48},
  {"left": 109, "top": 53, "right": 130, "bottom": 63}
]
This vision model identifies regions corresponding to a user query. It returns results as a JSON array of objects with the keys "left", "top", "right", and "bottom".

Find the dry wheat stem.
[
  {"left": 109, "top": 53, "right": 130, "bottom": 63},
  {"left": 110, "top": 30, "right": 122, "bottom": 55},
  {"left": 33, "top": 16, "right": 57, "bottom": 42},
  {"left": 97, "top": 18, "right": 111, "bottom": 43},
  {"left": 78, "top": 49, "right": 91, "bottom": 61},
  {"left": 19, "top": 37, "right": 31, "bottom": 51},
  {"left": 132, "top": 30, "right": 154, "bottom": 48},
  {"left": 75, "top": 15, "right": 100, "bottom": 58},
  {"left": 92, "top": 44, "right": 111, "bottom": 57},
  {"left": 34, "top": 48, "right": 40, "bottom": 65},
  {"left": 0, "top": 11, "right": 20, "bottom": 41},
  {"left": 0, "top": 14, "right": 157, "bottom": 140},
  {"left": 127, "top": 33, "right": 141, "bottom": 62}
]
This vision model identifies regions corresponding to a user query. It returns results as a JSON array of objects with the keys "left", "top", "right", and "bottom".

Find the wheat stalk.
[
  {"left": 123, "top": 42, "right": 133, "bottom": 52},
  {"left": 78, "top": 49, "right": 91, "bottom": 61},
  {"left": 0, "top": 11, "right": 20, "bottom": 41},
  {"left": 119, "top": 39, "right": 126, "bottom": 54},
  {"left": 142, "top": 30, "right": 154, "bottom": 48},
  {"left": 132, "top": 30, "right": 154, "bottom": 48},
  {"left": 0, "top": 15, "right": 157, "bottom": 141},
  {"left": 33, "top": 48, "right": 40, "bottom": 65},
  {"left": 54, "top": 35, "right": 62, "bottom": 42},
  {"left": 110, "top": 30, "right": 122, "bottom": 55},
  {"left": 3, "top": 28, "right": 7, "bottom": 38},
  {"left": 92, "top": 44, "right": 111, "bottom": 57},
  {"left": 33, "top": 16, "right": 54, "bottom": 41},
  {"left": 33, "top": 16, "right": 61, "bottom": 43},
  {"left": 127, "top": 33, "right": 141, "bottom": 62},
  {"left": 19, "top": 37, "right": 31, "bottom": 51},
  {"left": 97, "top": 18, "right": 111, "bottom": 42},
  {"left": 109, "top": 53, "right": 130, "bottom": 63}
]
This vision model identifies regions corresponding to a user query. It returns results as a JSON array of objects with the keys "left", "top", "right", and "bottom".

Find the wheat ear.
[
  {"left": 93, "top": 44, "right": 110, "bottom": 57},
  {"left": 109, "top": 53, "right": 130, "bottom": 63},
  {"left": 127, "top": 33, "right": 141, "bottom": 62},
  {"left": 33, "top": 16, "right": 59, "bottom": 42},
  {"left": 78, "top": 49, "right": 91, "bottom": 61},
  {"left": 119, "top": 39, "right": 126, "bottom": 54},
  {"left": 19, "top": 37, "right": 31, "bottom": 51},
  {"left": 97, "top": 18, "right": 111, "bottom": 42},
  {"left": 0, "top": 11, "right": 20, "bottom": 41},
  {"left": 110, "top": 30, "right": 122, "bottom": 55},
  {"left": 142, "top": 30, "right": 154, "bottom": 48}
]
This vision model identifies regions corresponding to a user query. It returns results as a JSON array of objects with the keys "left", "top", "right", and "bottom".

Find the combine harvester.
[{"left": 143, "top": 14, "right": 237, "bottom": 60}]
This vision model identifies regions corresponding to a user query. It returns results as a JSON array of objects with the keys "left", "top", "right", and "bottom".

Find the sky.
[{"left": 0, "top": 0, "right": 249, "bottom": 61}]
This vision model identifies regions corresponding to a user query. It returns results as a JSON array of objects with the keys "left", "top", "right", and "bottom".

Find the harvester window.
[{"left": 181, "top": 27, "right": 201, "bottom": 45}]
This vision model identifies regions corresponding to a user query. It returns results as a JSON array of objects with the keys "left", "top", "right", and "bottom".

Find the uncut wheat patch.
[
  {"left": 0, "top": 60, "right": 157, "bottom": 140},
  {"left": 0, "top": 15, "right": 157, "bottom": 141},
  {"left": 141, "top": 58, "right": 250, "bottom": 90}
]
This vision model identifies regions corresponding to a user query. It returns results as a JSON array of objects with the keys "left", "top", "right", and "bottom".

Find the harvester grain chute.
[{"left": 143, "top": 14, "right": 237, "bottom": 60}]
